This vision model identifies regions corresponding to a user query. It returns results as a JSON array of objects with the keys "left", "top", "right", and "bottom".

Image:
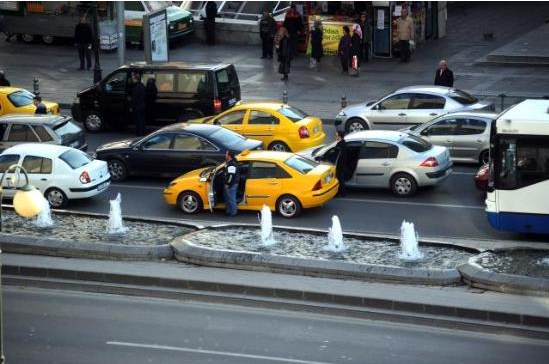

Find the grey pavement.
[{"left": 1, "top": 2, "right": 549, "bottom": 120}]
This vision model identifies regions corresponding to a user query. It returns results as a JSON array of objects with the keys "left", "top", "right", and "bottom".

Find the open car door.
[{"left": 207, "top": 165, "right": 223, "bottom": 212}]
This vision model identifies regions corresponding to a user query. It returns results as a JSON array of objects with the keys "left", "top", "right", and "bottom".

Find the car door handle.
[
  {"left": 446, "top": 140, "right": 452, "bottom": 143},
  {"left": 429, "top": 113, "right": 438, "bottom": 116},
  {"left": 381, "top": 162, "right": 391, "bottom": 166},
  {"left": 267, "top": 182, "right": 279, "bottom": 185},
  {"left": 477, "top": 139, "right": 483, "bottom": 143},
  {"left": 41, "top": 178, "right": 47, "bottom": 181},
  {"left": 398, "top": 113, "right": 406, "bottom": 116}
]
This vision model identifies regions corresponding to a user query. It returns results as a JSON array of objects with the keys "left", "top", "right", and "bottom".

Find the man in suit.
[{"left": 434, "top": 60, "right": 454, "bottom": 87}]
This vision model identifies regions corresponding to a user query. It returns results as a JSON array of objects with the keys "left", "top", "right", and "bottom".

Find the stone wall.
[{"left": 193, "top": 17, "right": 262, "bottom": 46}]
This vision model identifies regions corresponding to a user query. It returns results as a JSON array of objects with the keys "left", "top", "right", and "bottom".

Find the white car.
[{"left": 0, "top": 144, "right": 110, "bottom": 208}]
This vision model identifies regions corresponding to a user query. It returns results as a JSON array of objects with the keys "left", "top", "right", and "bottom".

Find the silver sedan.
[
  {"left": 403, "top": 111, "right": 496, "bottom": 165},
  {"left": 335, "top": 86, "right": 495, "bottom": 133},
  {"left": 309, "top": 130, "right": 453, "bottom": 197}
]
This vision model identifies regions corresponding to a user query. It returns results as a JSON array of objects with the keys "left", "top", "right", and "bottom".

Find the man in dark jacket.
[
  {"left": 358, "top": 12, "right": 371, "bottom": 63},
  {"left": 204, "top": 1, "right": 218, "bottom": 45},
  {"left": 259, "top": 9, "right": 276, "bottom": 59},
  {"left": 223, "top": 151, "right": 240, "bottom": 216},
  {"left": 434, "top": 60, "right": 454, "bottom": 87},
  {"left": 74, "top": 16, "right": 94, "bottom": 70},
  {"left": 130, "top": 73, "right": 146, "bottom": 136},
  {"left": 0, "top": 70, "right": 10, "bottom": 86},
  {"left": 33, "top": 96, "right": 47, "bottom": 114},
  {"left": 283, "top": 4, "right": 303, "bottom": 59}
]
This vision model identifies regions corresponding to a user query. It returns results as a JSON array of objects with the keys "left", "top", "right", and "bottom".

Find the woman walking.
[
  {"left": 338, "top": 26, "right": 352, "bottom": 74},
  {"left": 310, "top": 20, "right": 323, "bottom": 71},
  {"left": 350, "top": 24, "right": 362, "bottom": 76},
  {"left": 276, "top": 27, "right": 291, "bottom": 81}
]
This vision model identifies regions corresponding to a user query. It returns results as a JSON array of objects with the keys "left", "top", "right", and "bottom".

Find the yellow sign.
[{"left": 308, "top": 20, "right": 354, "bottom": 56}]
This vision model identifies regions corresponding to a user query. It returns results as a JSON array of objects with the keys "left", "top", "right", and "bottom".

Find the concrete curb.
[
  {"left": 171, "top": 224, "right": 479, "bottom": 286},
  {"left": 0, "top": 209, "right": 201, "bottom": 261},
  {"left": 459, "top": 248, "right": 549, "bottom": 297}
]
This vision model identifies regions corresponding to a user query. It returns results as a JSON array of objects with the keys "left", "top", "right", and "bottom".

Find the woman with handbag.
[
  {"left": 349, "top": 24, "right": 362, "bottom": 76},
  {"left": 277, "top": 27, "right": 291, "bottom": 81},
  {"left": 338, "top": 26, "right": 351, "bottom": 74}
]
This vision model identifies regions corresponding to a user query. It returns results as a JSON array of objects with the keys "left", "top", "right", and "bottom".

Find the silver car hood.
[{"left": 340, "top": 102, "right": 373, "bottom": 116}]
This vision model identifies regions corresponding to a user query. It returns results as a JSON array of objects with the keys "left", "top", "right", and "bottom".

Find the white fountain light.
[
  {"left": 323, "top": 215, "right": 346, "bottom": 252},
  {"left": 259, "top": 205, "right": 276, "bottom": 246},
  {"left": 107, "top": 193, "right": 128, "bottom": 235},
  {"left": 34, "top": 195, "right": 54, "bottom": 228},
  {"left": 398, "top": 220, "right": 423, "bottom": 261}
]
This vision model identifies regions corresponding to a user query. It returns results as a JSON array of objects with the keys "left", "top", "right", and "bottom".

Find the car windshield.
[
  {"left": 278, "top": 106, "right": 308, "bottom": 122},
  {"left": 53, "top": 121, "right": 81, "bottom": 138},
  {"left": 7, "top": 90, "right": 34, "bottom": 107},
  {"left": 208, "top": 127, "right": 245, "bottom": 148},
  {"left": 449, "top": 89, "right": 478, "bottom": 105},
  {"left": 399, "top": 134, "right": 433, "bottom": 153},
  {"left": 285, "top": 155, "right": 318, "bottom": 174},
  {"left": 59, "top": 149, "right": 92, "bottom": 169},
  {"left": 143, "top": 1, "right": 171, "bottom": 12}
]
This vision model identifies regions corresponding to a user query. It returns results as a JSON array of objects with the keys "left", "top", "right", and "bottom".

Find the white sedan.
[{"left": 0, "top": 143, "right": 110, "bottom": 207}]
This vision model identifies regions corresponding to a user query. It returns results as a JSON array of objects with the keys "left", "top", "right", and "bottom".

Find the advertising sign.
[
  {"left": 307, "top": 20, "right": 354, "bottom": 56},
  {"left": 144, "top": 9, "right": 168, "bottom": 63}
]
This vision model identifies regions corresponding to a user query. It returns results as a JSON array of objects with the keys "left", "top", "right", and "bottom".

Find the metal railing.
[{"left": 472, "top": 93, "right": 549, "bottom": 113}]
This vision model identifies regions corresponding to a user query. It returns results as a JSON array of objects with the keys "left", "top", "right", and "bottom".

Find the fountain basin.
[
  {"left": 0, "top": 209, "right": 200, "bottom": 260},
  {"left": 171, "top": 225, "right": 479, "bottom": 285},
  {"left": 459, "top": 248, "right": 549, "bottom": 297}
]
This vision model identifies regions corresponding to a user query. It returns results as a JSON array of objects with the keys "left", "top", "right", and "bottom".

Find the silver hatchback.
[
  {"left": 335, "top": 86, "right": 495, "bottom": 133},
  {"left": 403, "top": 111, "right": 496, "bottom": 165},
  {"left": 310, "top": 130, "right": 453, "bottom": 197}
]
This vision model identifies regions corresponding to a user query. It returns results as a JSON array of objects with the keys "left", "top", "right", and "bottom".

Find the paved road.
[{"left": 5, "top": 286, "right": 549, "bottom": 364}]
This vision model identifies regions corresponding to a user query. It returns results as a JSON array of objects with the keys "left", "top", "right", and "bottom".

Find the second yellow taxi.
[
  {"left": 163, "top": 150, "right": 338, "bottom": 218},
  {"left": 0, "top": 87, "right": 59, "bottom": 116},
  {"left": 188, "top": 101, "right": 326, "bottom": 152}
]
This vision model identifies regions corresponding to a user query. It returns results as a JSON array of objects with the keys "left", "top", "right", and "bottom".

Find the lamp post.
[
  {"left": 0, "top": 164, "right": 44, "bottom": 363},
  {"left": 91, "top": 3, "right": 102, "bottom": 83}
]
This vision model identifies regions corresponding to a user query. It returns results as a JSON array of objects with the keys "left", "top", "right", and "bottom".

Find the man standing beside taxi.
[{"left": 396, "top": 8, "right": 415, "bottom": 63}]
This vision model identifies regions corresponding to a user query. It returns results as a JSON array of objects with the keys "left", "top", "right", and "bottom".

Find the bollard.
[
  {"left": 33, "top": 78, "right": 40, "bottom": 96},
  {"left": 341, "top": 95, "right": 347, "bottom": 109},
  {"left": 282, "top": 90, "right": 288, "bottom": 105},
  {"left": 498, "top": 93, "right": 505, "bottom": 112}
]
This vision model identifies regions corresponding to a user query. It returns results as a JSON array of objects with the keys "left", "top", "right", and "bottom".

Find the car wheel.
[
  {"left": 107, "top": 159, "right": 128, "bottom": 182},
  {"left": 479, "top": 149, "right": 490, "bottom": 165},
  {"left": 178, "top": 191, "right": 203, "bottom": 214},
  {"left": 390, "top": 173, "right": 418, "bottom": 197},
  {"left": 84, "top": 110, "right": 105, "bottom": 133},
  {"left": 21, "top": 34, "right": 35, "bottom": 43},
  {"left": 42, "top": 35, "right": 55, "bottom": 44},
  {"left": 268, "top": 141, "right": 291, "bottom": 152},
  {"left": 345, "top": 118, "right": 368, "bottom": 133},
  {"left": 276, "top": 195, "right": 301, "bottom": 218},
  {"left": 178, "top": 110, "right": 203, "bottom": 123},
  {"left": 45, "top": 188, "right": 68, "bottom": 208}
]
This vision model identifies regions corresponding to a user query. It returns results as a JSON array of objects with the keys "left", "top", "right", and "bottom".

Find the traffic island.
[
  {"left": 171, "top": 224, "right": 480, "bottom": 286},
  {"left": 459, "top": 248, "right": 549, "bottom": 297}
]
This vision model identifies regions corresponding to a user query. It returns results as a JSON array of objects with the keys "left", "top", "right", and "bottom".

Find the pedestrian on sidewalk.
[
  {"left": 283, "top": 4, "right": 303, "bottom": 59},
  {"left": 434, "top": 60, "right": 454, "bottom": 87},
  {"left": 223, "top": 150, "right": 240, "bottom": 217},
  {"left": 33, "top": 96, "right": 47, "bottom": 114},
  {"left": 395, "top": 8, "right": 415, "bottom": 63},
  {"left": 357, "top": 12, "right": 371, "bottom": 63},
  {"left": 203, "top": 1, "right": 217, "bottom": 45},
  {"left": 334, "top": 131, "right": 348, "bottom": 197},
  {"left": 130, "top": 73, "right": 146, "bottom": 136},
  {"left": 350, "top": 24, "right": 362, "bottom": 76},
  {"left": 74, "top": 16, "right": 93, "bottom": 70},
  {"left": 309, "top": 19, "right": 323, "bottom": 70},
  {"left": 0, "top": 70, "right": 10, "bottom": 86},
  {"left": 276, "top": 27, "right": 291, "bottom": 81},
  {"left": 259, "top": 9, "right": 276, "bottom": 59},
  {"left": 338, "top": 26, "right": 352, "bottom": 74},
  {"left": 145, "top": 78, "right": 157, "bottom": 127}
]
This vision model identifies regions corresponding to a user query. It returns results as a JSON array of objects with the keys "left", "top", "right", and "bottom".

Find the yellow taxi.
[
  {"left": 163, "top": 150, "right": 338, "bottom": 218},
  {"left": 0, "top": 87, "right": 59, "bottom": 116},
  {"left": 189, "top": 102, "right": 326, "bottom": 152}
]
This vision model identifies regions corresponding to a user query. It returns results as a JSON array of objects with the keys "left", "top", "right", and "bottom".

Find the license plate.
[
  {"left": 228, "top": 98, "right": 236, "bottom": 106},
  {"left": 178, "top": 23, "right": 187, "bottom": 30},
  {"left": 97, "top": 182, "right": 109, "bottom": 191}
]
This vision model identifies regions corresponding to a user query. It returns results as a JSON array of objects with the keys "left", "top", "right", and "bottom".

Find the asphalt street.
[{"left": 5, "top": 286, "right": 549, "bottom": 364}]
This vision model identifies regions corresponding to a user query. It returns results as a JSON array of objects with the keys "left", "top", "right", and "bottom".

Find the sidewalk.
[{"left": 3, "top": 252, "right": 549, "bottom": 336}]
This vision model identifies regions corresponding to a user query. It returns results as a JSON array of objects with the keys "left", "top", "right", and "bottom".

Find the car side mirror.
[
  {"left": 420, "top": 129, "right": 430, "bottom": 136},
  {"left": 314, "top": 155, "right": 321, "bottom": 161}
]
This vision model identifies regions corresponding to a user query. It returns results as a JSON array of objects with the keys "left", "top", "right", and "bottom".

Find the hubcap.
[
  {"left": 279, "top": 199, "right": 296, "bottom": 217},
  {"left": 43, "top": 35, "right": 54, "bottom": 44},
  {"left": 271, "top": 143, "right": 287, "bottom": 152},
  {"left": 108, "top": 161, "right": 125, "bottom": 181},
  {"left": 349, "top": 121, "right": 364, "bottom": 133},
  {"left": 182, "top": 194, "right": 198, "bottom": 213},
  {"left": 22, "top": 34, "right": 34, "bottom": 42},
  {"left": 85, "top": 114, "right": 102, "bottom": 131},
  {"left": 394, "top": 178, "right": 412, "bottom": 195},
  {"left": 47, "top": 190, "right": 64, "bottom": 207}
]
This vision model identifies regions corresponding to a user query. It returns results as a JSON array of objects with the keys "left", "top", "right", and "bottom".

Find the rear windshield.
[
  {"left": 53, "top": 121, "right": 81, "bottom": 138},
  {"left": 215, "top": 67, "right": 239, "bottom": 96},
  {"left": 59, "top": 149, "right": 91, "bottom": 169},
  {"left": 8, "top": 90, "right": 34, "bottom": 107},
  {"left": 284, "top": 155, "right": 318, "bottom": 174},
  {"left": 449, "top": 89, "right": 478, "bottom": 105},
  {"left": 208, "top": 127, "right": 245, "bottom": 148},
  {"left": 278, "top": 106, "right": 308, "bottom": 122},
  {"left": 399, "top": 134, "right": 432, "bottom": 153}
]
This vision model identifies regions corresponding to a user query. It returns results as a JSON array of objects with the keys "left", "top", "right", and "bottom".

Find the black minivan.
[{"left": 71, "top": 62, "right": 240, "bottom": 133}]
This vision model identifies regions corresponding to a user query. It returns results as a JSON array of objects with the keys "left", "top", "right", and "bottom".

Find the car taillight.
[
  {"left": 420, "top": 157, "right": 439, "bottom": 167},
  {"left": 298, "top": 126, "right": 310, "bottom": 139},
  {"left": 79, "top": 171, "right": 91, "bottom": 184},
  {"left": 312, "top": 180, "right": 322, "bottom": 191},
  {"left": 213, "top": 98, "right": 222, "bottom": 113}
]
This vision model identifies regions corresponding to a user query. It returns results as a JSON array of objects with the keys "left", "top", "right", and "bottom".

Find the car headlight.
[{"left": 337, "top": 111, "right": 346, "bottom": 117}]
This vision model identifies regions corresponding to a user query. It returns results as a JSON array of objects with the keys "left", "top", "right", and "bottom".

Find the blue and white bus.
[{"left": 486, "top": 99, "right": 549, "bottom": 234}]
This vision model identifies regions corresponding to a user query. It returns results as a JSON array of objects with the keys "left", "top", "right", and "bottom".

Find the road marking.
[
  {"left": 106, "top": 341, "right": 340, "bottom": 364},
  {"left": 339, "top": 197, "right": 484, "bottom": 210}
]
